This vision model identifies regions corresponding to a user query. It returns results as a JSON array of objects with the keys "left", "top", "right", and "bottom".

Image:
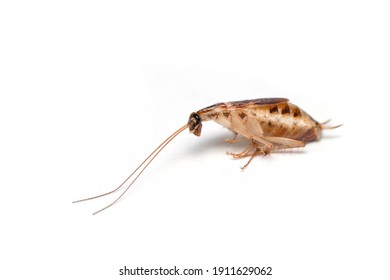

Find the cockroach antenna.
[{"left": 73, "top": 124, "right": 189, "bottom": 215}]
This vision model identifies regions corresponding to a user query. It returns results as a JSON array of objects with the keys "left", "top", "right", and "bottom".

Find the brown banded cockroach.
[{"left": 73, "top": 98, "right": 341, "bottom": 214}]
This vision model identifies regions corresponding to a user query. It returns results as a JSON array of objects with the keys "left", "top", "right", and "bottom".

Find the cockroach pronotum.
[{"left": 73, "top": 98, "right": 342, "bottom": 214}]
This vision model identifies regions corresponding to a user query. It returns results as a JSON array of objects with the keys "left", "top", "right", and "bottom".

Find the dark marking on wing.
[
  {"left": 269, "top": 106, "right": 278, "bottom": 113},
  {"left": 293, "top": 109, "right": 301, "bottom": 118},
  {"left": 210, "top": 112, "right": 219, "bottom": 119},
  {"left": 281, "top": 105, "right": 290, "bottom": 114},
  {"left": 238, "top": 112, "right": 246, "bottom": 119},
  {"left": 223, "top": 112, "right": 230, "bottom": 118}
]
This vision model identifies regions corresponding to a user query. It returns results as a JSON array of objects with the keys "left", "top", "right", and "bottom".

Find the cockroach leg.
[
  {"left": 227, "top": 142, "right": 255, "bottom": 158},
  {"left": 225, "top": 133, "right": 237, "bottom": 143},
  {"left": 225, "top": 132, "right": 242, "bottom": 143},
  {"left": 240, "top": 145, "right": 271, "bottom": 170},
  {"left": 240, "top": 149, "right": 261, "bottom": 170}
]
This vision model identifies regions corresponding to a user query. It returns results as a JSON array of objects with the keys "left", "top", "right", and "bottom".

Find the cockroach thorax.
[{"left": 188, "top": 112, "right": 203, "bottom": 136}]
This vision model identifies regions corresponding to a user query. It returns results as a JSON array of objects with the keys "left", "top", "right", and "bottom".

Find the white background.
[{"left": 1, "top": 1, "right": 389, "bottom": 279}]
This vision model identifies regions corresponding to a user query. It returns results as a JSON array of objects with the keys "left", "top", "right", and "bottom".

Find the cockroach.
[{"left": 73, "top": 98, "right": 341, "bottom": 214}]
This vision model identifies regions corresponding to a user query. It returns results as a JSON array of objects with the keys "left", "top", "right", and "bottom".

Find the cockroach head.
[{"left": 187, "top": 112, "right": 202, "bottom": 136}]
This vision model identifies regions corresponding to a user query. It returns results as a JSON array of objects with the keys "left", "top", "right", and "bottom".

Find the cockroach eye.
[
  {"left": 188, "top": 112, "right": 202, "bottom": 133},
  {"left": 193, "top": 113, "right": 201, "bottom": 126}
]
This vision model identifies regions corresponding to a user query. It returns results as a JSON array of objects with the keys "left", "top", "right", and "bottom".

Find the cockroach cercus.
[{"left": 73, "top": 98, "right": 341, "bottom": 214}]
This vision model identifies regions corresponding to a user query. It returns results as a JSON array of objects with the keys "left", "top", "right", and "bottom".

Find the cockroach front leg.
[{"left": 225, "top": 132, "right": 242, "bottom": 143}]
